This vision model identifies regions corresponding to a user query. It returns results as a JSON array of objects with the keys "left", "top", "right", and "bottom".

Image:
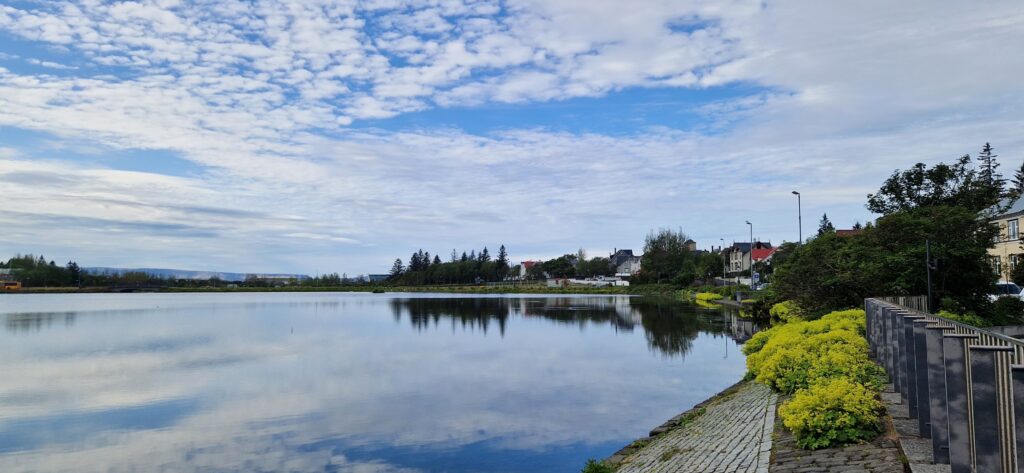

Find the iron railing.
[{"left": 866, "top": 298, "right": 1024, "bottom": 473}]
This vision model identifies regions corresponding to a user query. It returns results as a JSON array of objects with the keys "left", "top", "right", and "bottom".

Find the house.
[
  {"left": 0, "top": 268, "right": 21, "bottom": 290},
  {"left": 989, "top": 198, "right": 1024, "bottom": 282},
  {"left": 751, "top": 247, "right": 778, "bottom": 264},
  {"left": 609, "top": 249, "right": 642, "bottom": 277},
  {"left": 724, "top": 242, "right": 773, "bottom": 275},
  {"left": 519, "top": 260, "right": 542, "bottom": 278}
]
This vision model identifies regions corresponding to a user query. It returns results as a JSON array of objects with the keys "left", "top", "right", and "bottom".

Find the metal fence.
[{"left": 866, "top": 298, "right": 1024, "bottom": 473}]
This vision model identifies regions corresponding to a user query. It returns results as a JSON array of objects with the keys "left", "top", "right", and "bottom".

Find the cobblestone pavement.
[
  {"left": 770, "top": 394, "right": 904, "bottom": 473},
  {"left": 615, "top": 382, "right": 777, "bottom": 473}
]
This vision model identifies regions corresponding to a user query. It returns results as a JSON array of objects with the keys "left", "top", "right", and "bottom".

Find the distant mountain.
[{"left": 83, "top": 267, "right": 309, "bottom": 282}]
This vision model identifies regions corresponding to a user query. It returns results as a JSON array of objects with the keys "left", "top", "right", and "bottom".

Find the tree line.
[
  {"left": 388, "top": 246, "right": 513, "bottom": 285},
  {"left": 771, "top": 142, "right": 1023, "bottom": 323}
]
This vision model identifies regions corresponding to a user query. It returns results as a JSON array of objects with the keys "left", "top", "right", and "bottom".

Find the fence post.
[
  {"left": 944, "top": 333, "right": 978, "bottom": 473},
  {"left": 970, "top": 345, "right": 1014, "bottom": 473},
  {"left": 903, "top": 313, "right": 926, "bottom": 418},
  {"left": 924, "top": 324, "right": 950, "bottom": 463},
  {"left": 913, "top": 319, "right": 933, "bottom": 438},
  {"left": 1011, "top": 365, "right": 1024, "bottom": 473}
]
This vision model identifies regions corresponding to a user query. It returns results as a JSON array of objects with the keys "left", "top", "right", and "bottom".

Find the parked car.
[{"left": 989, "top": 282, "right": 1024, "bottom": 301}]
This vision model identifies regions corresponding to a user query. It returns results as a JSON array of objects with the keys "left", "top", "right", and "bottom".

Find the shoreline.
[{"left": 0, "top": 284, "right": 682, "bottom": 296}]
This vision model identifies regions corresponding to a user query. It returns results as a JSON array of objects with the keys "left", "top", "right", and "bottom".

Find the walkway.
[{"left": 614, "top": 382, "right": 777, "bottom": 473}]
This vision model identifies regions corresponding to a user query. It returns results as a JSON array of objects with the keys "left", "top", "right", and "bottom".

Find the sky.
[{"left": 1, "top": 0, "right": 1023, "bottom": 276}]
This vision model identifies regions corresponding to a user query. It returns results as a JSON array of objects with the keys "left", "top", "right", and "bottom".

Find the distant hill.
[{"left": 83, "top": 267, "right": 309, "bottom": 282}]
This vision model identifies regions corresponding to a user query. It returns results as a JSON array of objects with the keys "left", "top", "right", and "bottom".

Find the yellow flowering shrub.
[
  {"left": 779, "top": 378, "right": 883, "bottom": 449},
  {"left": 769, "top": 300, "right": 804, "bottom": 322},
  {"left": 695, "top": 292, "right": 724, "bottom": 301},
  {"left": 745, "top": 308, "right": 885, "bottom": 449}
]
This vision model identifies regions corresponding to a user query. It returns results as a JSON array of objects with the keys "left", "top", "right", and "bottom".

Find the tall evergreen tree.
[
  {"left": 409, "top": 251, "right": 422, "bottom": 272},
  {"left": 496, "top": 245, "right": 509, "bottom": 280},
  {"left": 433, "top": 255, "right": 442, "bottom": 265},
  {"left": 817, "top": 213, "right": 835, "bottom": 236},
  {"left": 461, "top": 251, "right": 468, "bottom": 262},
  {"left": 978, "top": 142, "right": 1002, "bottom": 188},
  {"left": 479, "top": 247, "right": 490, "bottom": 263},
  {"left": 1011, "top": 161, "right": 1024, "bottom": 199},
  {"left": 389, "top": 259, "right": 404, "bottom": 279},
  {"left": 451, "top": 249, "right": 458, "bottom": 262},
  {"left": 423, "top": 251, "right": 431, "bottom": 268}
]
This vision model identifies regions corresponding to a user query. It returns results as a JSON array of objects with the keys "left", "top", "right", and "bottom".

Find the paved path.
[{"left": 615, "top": 382, "right": 777, "bottom": 473}]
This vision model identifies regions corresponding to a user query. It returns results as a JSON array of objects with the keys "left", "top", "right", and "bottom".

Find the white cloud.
[{"left": 0, "top": 1, "right": 1022, "bottom": 273}]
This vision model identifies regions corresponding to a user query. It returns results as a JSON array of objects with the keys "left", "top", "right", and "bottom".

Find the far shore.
[{"left": 1, "top": 284, "right": 683, "bottom": 296}]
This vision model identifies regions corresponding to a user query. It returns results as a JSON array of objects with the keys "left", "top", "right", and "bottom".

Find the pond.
[{"left": 0, "top": 293, "right": 751, "bottom": 473}]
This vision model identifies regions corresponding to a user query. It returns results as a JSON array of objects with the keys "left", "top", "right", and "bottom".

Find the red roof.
[
  {"left": 522, "top": 261, "right": 541, "bottom": 269},
  {"left": 751, "top": 247, "right": 777, "bottom": 262}
]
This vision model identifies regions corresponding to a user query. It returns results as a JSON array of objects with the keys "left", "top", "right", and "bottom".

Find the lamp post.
[
  {"left": 719, "top": 238, "right": 726, "bottom": 284},
  {"left": 746, "top": 220, "right": 753, "bottom": 286},
  {"left": 792, "top": 190, "right": 802, "bottom": 245}
]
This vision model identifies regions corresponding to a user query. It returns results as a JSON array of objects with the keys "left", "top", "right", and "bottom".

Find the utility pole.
[{"left": 792, "top": 190, "right": 802, "bottom": 245}]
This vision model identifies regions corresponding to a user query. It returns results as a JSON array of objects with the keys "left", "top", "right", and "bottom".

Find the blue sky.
[{"left": 1, "top": 1, "right": 1023, "bottom": 275}]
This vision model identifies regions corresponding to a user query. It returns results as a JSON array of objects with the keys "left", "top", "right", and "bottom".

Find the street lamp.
[
  {"left": 720, "top": 238, "right": 726, "bottom": 282},
  {"left": 792, "top": 190, "right": 802, "bottom": 245},
  {"left": 746, "top": 220, "right": 753, "bottom": 285}
]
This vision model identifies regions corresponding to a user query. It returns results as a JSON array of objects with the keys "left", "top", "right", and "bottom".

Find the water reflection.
[
  {"left": 388, "top": 296, "right": 738, "bottom": 358},
  {"left": 0, "top": 293, "right": 751, "bottom": 473},
  {"left": 5, "top": 312, "right": 76, "bottom": 332}
]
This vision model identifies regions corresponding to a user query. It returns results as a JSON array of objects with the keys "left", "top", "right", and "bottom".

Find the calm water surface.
[{"left": 0, "top": 293, "right": 751, "bottom": 473}]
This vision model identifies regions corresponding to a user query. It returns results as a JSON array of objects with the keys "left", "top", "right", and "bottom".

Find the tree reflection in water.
[{"left": 388, "top": 296, "right": 742, "bottom": 358}]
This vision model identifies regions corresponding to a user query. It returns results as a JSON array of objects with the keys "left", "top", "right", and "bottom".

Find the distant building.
[
  {"left": 519, "top": 260, "right": 542, "bottom": 278},
  {"left": 990, "top": 198, "right": 1024, "bottom": 282},
  {"left": 683, "top": 239, "right": 697, "bottom": 252},
  {"left": 0, "top": 268, "right": 21, "bottom": 290},
  {"left": 609, "top": 249, "right": 642, "bottom": 277},
  {"left": 724, "top": 241, "right": 773, "bottom": 275},
  {"left": 367, "top": 274, "right": 390, "bottom": 283}
]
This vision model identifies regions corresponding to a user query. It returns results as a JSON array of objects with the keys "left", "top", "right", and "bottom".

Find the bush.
[
  {"left": 750, "top": 328, "right": 876, "bottom": 394},
  {"left": 695, "top": 292, "right": 724, "bottom": 301},
  {"left": 769, "top": 300, "right": 804, "bottom": 322},
  {"left": 992, "top": 297, "right": 1024, "bottom": 325},
  {"left": 937, "top": 309, "right": 991, "bottom": 327},
  {"left": 779, "top": 378, "right": 883, "bottom": 449},
  {"left": 747, "top": 308, "right": 886, "bottom": 449},
  {"left": 580, "top": 459, "right": 614, "bottom": 473}
]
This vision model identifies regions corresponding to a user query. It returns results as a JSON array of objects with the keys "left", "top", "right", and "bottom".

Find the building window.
[
  {"left": 993, "top": 256, "right": 1002, "bottom": 275},
  {"left": 1013, "top": 255, "right": 1020, "bottom": 271},
  {"left": 1010, "top": 219, "right": 1020, "bottom": 241}
]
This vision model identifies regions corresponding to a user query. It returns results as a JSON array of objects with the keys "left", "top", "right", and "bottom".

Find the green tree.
[
  {"left": 496, "top": 245, "right": 509, "bottom": 280},
  {"left": 542, "top": 255, "right": 577, "bottom": 278},
  {"left": 867, "top": 152, "right": 1004, "bottom": 216},
  {"left": 977, "top": 142, "right": 1002, "bottom": 189},
  {"left": 1010, "top": 161, "right": 1024, "bottom": 199},
  {"left": 639, "top": 228, "right": 692, "bottom": 283},
  {"left": 389, "top": 258, "right": 404, "bottom": 280},
  {"left": 66, "top": 261, "right": 81, "bottom": 286},
  {"left": 817, "top": 214, "right": 835, "bottom": 236}
]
